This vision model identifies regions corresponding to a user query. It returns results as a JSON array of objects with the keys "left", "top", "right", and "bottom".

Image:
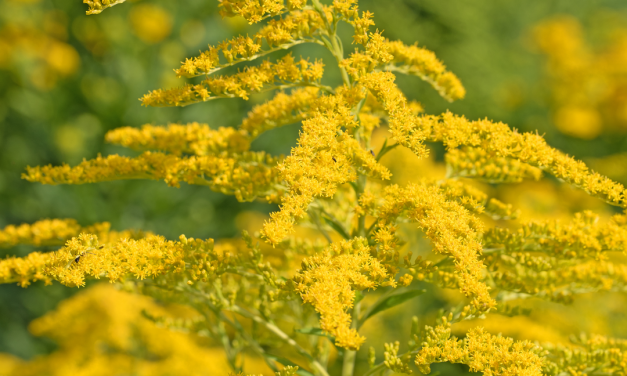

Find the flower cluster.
[
  {"left": 383, "top": 40, "right": 466, "bottom": 102},
  {"left": 261, "top": 87, "right": 391, "bottom": 244},
  {"left": 484, "top": 211, "right": 627, "bottom": 261},
  {"left": 0, "top": 219, "right": 108, "bottom": 248},
  {"left": 0, "top": 232, "right": 219, "bottom": 288},
  {"left": 422, "top": 110, "right": 627, "bottom": 208},
  {"left": 240, "top": 87, "right": 320, "bottom": 138},
  {"left": 415, "top": 318, "right": 545, "bottom": 375},
  {"left": 105, "top": 123, "right": 251, "bottom": 156},
  {"left": 4, "top": 284, "right": 232, "bottom": 376},
  {"left": 13, "top": 1, "right": 627, "bottom": 375},
  {"left": 218, "top": 0, "right": 307, "bottom": 24},
  {"left": 544, "top": 333, "right": 627, "bottom": 375},
  {"left": 446, "top": 146, "right": 543, "bottom": 183},
  {"left": 374, "top": 183, "right": 495, "bottom": 311},
  {"left": 141, "top": 55, "right": 325, "bottom": 107},
  {"left": 293, "top": 238, "right": 390, "bottom": 350},
  {"left": 176, "top": 10, "right": 324, "bottom": 78},
  {"left": 23, "top": 151, "right": 282, "bottom": 202},
  {"left": 83, "top": 0, "right": 126, "bottom": 15}
]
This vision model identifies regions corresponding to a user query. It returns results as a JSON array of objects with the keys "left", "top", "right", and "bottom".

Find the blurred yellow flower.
[{"left": 129, "top": 4, "right": 173, "bottom": 44}]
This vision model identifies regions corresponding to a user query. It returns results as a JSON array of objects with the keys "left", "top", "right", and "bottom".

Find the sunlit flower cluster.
[
  {"left": 10, "top": 1, "right": 627, "bottom": 375},
  {"left": 240, "top": 87, "right": 320, "bottom": 138},
  {"left": 142, "top": 54, "right": 325, "bottom": 107},
  {"left": 374, "top": 183, "right": 495, "bottom": 311},
  {"left": 23, "top": 151, "right": 282, "bottom": 202},
  {"left": 105, "top": 123, "right": 251, "bottom": 156},
  {"left": 415, "top": 318, "right": 544, "bottom": 375},
  {"left": 0, "top": 233, "right": 219, "bottom": 288},
  {"left": 445, "top": 146, "right": 543, "bottom": 183},
  {"left": 219, "top": 0, "right": 308, "bottom": 24},
  {"left": 177, "top": 10, "right": 324, "bottom": 78},
  {"left": 83, "top": 0, "right": 126, "bottom": 15},
  {"left": 293, "top": 238, "right": 390, "bottom": 350}
]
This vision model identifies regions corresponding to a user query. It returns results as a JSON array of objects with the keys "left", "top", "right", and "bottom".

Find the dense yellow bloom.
[
  {"left": 360, "top": 72, "right": 429, "bottom": 159},
  {"left": 240, "top": 87, "right": 320, "bottom": 138},
  {"left": 5, "top": 284, "right": 231, "bottom": 376},
  {"left": 491, "top": 259, "right": 627, "bottom": 303},
  {"left": 23, "top": 151, "right": 282, "bottom": 202},
  {"left": 177, "top": 10, "right": 324, "bottom": 78},
  {"left": 105, "top": 123, "right": 251, "bottom": 156},
  {"left": 362, "top": 71, "right": 626, "bottom": 210},
  {"left": 415, "top": 320, "right": 544, "bottom": 375},
  {"left": 446, "top": 146, "right": 543, "bottom": 183},
  {"left": 293, "top": 239, "right": 390, "bottom": 350},
  {"left": 83, "top": 0, "right": 126, "bottom": 15},
  {"left": 425, "top": 111, "right": 627, "bottom": 208},
  {"left": 485, "top": 211, "right": 627, "bottom": 260},
  {"left": 375, "top": 183, "right": 495, "bottom": 311},
  {"left": 142, "top": 55, "right": 325, "bottom": 107},
  {"left": 219, "top": 0, "right": 307, "bottom": 24},
  {"left": 15, "top": 2, "right": 627, "bottom": 375},
  {"left": 363, "top": 69, "right": 626, "bottom": 207},
  {"left": 0, "top": 219, "right": 104, "bottom": 248},
  {"left": 544, "top": 334, "right": 627, "bottom": 375},
  {"left": 383, "top": 40, "right": 466, "bottom": 102},
  {"left": 261, "top": 87, "right": 390, "bottom": 244},
  {"left": 438, "top": 180, "right": 520, "bottom": 220},
  {"left": 0, "top": 233, "right": 218, "bottom": 288}
]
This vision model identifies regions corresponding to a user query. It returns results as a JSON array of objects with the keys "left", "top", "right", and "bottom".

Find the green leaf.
[
  {"left": 322, "top": 215, "right": 350, "bottom": 239},
  {"left": 295, "top": 327, "right": 334, "bottom": 340},
  {"left": 264, "top": 354, "right": 315, "bottom": 376},
  {"left": 357, "top": 288, "right": 426, "bottom": 329}
]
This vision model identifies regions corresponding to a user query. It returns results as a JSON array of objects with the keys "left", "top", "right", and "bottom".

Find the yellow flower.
[
  {"left": 105, "top": 123, "right": 251, "bottom": 156},
  {"left": 83, "top": 0, "right": 126, "bottom": 15},
  {"left": 293, "top": 238, "right": 391, "bottom": 350},
  {"left": 142, "top": 55, "right": 325, "bottom": 107},
  {"left": 0, "top": 219, "right": 146, "bottom": 248},
  {"left": 0, "top": 233, "right": 218, "bottom": 288}
]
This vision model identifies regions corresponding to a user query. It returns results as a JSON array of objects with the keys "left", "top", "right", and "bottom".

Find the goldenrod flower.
[
  {"left": 446, "top": 146, "right": 543, "bottom": 183},
  {"left": 293, "top": 238, "right": 391, "bottom": 350},
  {"left": 219, "top": 0, "right": 307, "bottom": 24},
  {"left": 105, "top": 123, "right": 251, "bottom": 156},
  {"left": 83, "top": 0, "right": 126, "bottom": 15},
  {"left": 23, "top": 151, "right": 282, "bottom": 202},
  {"left": 0, "top": 233, "right": 217, "bottom": 288},
  {"left": 142, "top": 55, "right": 325, "bottom": 107},
  {"left": 415, "top": 319, "right": 544, "bottom": 375},
  {"left": 376, "top": 183, "right": 495, "bottom": 311},
  {"left": 177, "top": 10, "right": 325, "bottom": 78},
  {"left": 0, "top": 219, "right": 146, "bottom": 248}
]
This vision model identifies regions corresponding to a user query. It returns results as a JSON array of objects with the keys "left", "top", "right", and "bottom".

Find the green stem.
[
  {"left": 341, "top": 301, "right": 361, "bottom": 376},
  {"left": 312, "top": 0, "right": 351, "bottom": 88},
  {"left": 231, "top": 305, "right": 330, "bottom": 376}
]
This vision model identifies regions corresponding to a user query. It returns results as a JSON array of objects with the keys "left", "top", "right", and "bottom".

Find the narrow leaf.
[
  {"left": 357, "top": 288, "right": 426, "bottom": 329},
  {"left": 295, "top": 327, "right": 334, "bottom": 340}
]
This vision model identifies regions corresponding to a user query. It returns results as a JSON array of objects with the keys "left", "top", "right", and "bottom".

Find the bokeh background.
[{"left": 1, "top": 0, "right": 626, "bottom": 372}]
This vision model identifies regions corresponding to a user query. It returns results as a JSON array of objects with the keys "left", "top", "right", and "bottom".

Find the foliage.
[{"left": 1, "top": 1, "right": 627, "bottom": 375}]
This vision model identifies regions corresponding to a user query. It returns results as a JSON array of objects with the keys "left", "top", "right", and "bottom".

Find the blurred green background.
[{"left": 1, "top": 0, "right": 626, "bottom": 366}]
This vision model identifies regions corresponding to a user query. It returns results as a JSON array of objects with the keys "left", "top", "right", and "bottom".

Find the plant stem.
[
  {"left": 341, "top": 300, "right": 361, "bottom": 376},
  {"left": 231, "top": 305, "right": 330, "bottom": 376},
  {"left": 312, "top": 0, "right": 351, "bottom": 88}
]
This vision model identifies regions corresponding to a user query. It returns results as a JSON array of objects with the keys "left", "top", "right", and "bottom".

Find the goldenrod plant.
[{"left": 1, "top": 1, "right": 627, "bottom": 375}]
